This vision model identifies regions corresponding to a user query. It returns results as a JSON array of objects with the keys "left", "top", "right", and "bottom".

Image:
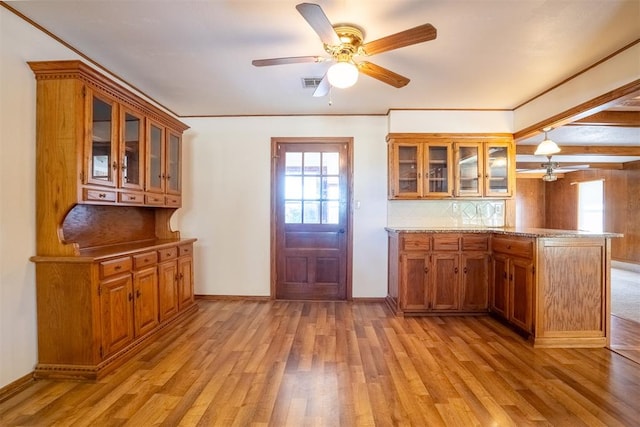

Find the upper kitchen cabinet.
[
  {"left": 387, "top": 134, "right": 514, "bottom": 200},
  {"left": 29, "top": 60, "right": 189, "bottom": 209},
  {"left": 146, "top": 123, "right": 182, "bottom": 206}
]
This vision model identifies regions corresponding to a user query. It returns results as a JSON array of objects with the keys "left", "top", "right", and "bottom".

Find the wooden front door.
[{"left": 272, "top": 138, "right": 351, "bottom": 300}]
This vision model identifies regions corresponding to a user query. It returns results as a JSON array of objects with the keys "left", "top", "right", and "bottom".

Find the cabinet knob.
[
  {"left": 128, "top": 293, "right": 133, "bottom": 301},
  {"left": 463, "top": 267, "right": 468, "bottom": 274},
  {"left": 112, "top": 161, "right": 118, "bottom": 171},
  {"left": 424, "top": 267, "right": 429, "bottom": 274},
  {"left": 136, "top": 289, "right": 141, "bottom": 298},
  {"left": 454, "top": 267, "right": 459, "bottom": 274}
]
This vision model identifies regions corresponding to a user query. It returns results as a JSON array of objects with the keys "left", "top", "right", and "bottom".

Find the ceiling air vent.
[{"left": 302, "top": 77, "right": 323, "bottom": 89}]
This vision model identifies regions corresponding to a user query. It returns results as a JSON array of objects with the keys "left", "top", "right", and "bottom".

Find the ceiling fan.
[
  {"left": 252, "top": 3, "right": 437, "bottom": 96},
  {"left": 518, "top": 127, "right": 589, "bottom": 181}
]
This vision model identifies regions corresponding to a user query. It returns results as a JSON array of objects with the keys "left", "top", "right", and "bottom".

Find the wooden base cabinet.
[
  {"left": 33, "top": 240, "right": 197, "bottom": 380},
  {"left": 387, "top": 232, "right": 489, "bottom": 315},
  {"left": 490, "top": 238, "right": 535, "bottom": 334}
]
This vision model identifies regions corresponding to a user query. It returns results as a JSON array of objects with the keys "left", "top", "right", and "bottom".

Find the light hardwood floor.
[{"left": 1, "top": 300, "right": 639, "bottom": 426}]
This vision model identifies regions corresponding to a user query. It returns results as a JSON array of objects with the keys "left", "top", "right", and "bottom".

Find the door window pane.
[
  {"left": 284, "top": 150, "right": 341, "bottom": 224},
  {"left": 322, "top": 201, "right": 340, "bottom": 224},
  {"left": 304, "top": 152, "right": 321, "bottom": 175},
  {"left": 285, "top": 201, "right": 302, "bottom": 223},
  {"left": 323, "top": 152, "right": 339, "bottom": 175},
  {"left": 285, "top": 152, "right": 302, "bottom": 175},
  {"left": 303, "top": 201, "right": 320, "bottom": 224},
  {"left": 303, "top": 176, "right": 321, "bottom": 199}
]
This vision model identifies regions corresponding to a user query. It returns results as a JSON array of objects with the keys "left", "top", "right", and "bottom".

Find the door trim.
[{"left": 270, "top": 137, "right": 353, "bottom": 300}]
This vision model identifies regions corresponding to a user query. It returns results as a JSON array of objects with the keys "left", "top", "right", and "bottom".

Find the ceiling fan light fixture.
[{"left": 327, "top": 61, "right": 359, "bottom": 88}]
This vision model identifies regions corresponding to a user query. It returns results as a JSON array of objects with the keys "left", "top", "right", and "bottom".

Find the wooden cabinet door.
[
  {"left": 146, "top": 121, "right": 166, "bottom": 194},
  {"left": 460, "top": 253, "right": 489, "bottom": 311},
  {"left": 454, "top": 142, "right": 484, "bottom": 197},
  {"left": 484, "top": 141, "right": 512, "bottom": 197},
  {"left": 120, "top": 108, "right": 145, "bottom": 191},
  {"left": 509, "top": 257, "right": 534, "bottom": 333},
  {"left": 86, "top": 92, "right": 118, "bottom": 188},
  {"left": 389, "top": 143, "right": 422, "bottom": 199},
  {"left": 158, "top": 260, "right": 178, "bottom": 321},
  {"left": 133, "top": 266, "right": 159, "bottom": 337},
  {"left": 166, "top": 131, "right": 182, "bottom": 195},
  {"left": 177, "top": 255, "right": 194, "bottom": 310},
  {"left": 431, "top": 253, "right": 460, "bottom": 310},
  {"left": 400, "top": 253, "right": 431, "bottom": 310},
  {"left": 491, "top": 254, "right": 509, "bottom": 318},
  {"left": 424, "top": 143, "right": 453, "bottom": 197},
  {"left": 100, "top": 274, "right": 134, "bottom": 358}
]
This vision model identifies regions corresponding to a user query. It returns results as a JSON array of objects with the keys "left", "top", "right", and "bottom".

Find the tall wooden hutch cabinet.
[{"left": 29, "top": 60, "right": 196, "bottom": 380}]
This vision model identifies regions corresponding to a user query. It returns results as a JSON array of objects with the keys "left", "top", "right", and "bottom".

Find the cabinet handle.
[
  {"left": 454, "top": 267, "right": 459, "bottom": 274},
  {"left": 144, "top": 258, "right": 149, "bottom": 263},
  {"left": 509, "top": 274, "right": 513, "bottom": 281},
  {"left": 424, "top": 267, "right": 429, "bottom": 274},
  {"left": 98, "top": 193, "right": 106, "bottom": 198},
  {"left": 463, "top": 267, "right": 468, "bottom": 274},
  {"left": 121, "top": 163, "right": 127, "bottom": 171},
  {"left": 166, "top": 175, "right": 171, "bottom": 180},
  {"left": 112, "top": 161, "right": 118, "bottom": 171},
  {"left": 130, "top": 196, "right": 136, "bottom": 200},
  {"left": 136, "top": 289, "right": 141, "bottom": 298},
  {"left": 128, "top": 293, "right": 133, "bottom": 301},
  {"left": 503, "top": 272, "right": 507, "bottom": 279},
  {"left": 179, "top": 273, "right": 184, "bottom": 280},
  {"left": 114, "top": 265, "right": 121, "bottom": 270}
]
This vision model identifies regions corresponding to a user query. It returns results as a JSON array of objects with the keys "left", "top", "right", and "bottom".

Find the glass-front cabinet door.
[
  {"left": 424, "top": 143, "right": 452, "bottom": 197},
  {"left": 485, "top": 142, "right": 511, "bottom": 197},
  {"left": 86, "top": 93, "right": 118, "bottom": 187},
  {"left": 390, "top": 143, "right": 422, "bottom": 198},
  {"left": 146, "top": 121, "right": 165, "bottom": 193},
  {"left": 120, "top": 109, "right": 144, "bottom": 190},
  {"left": 166, "top": 131, "right": 181, "bottom": 195},
  {"left": 455, "top": 142, "right": 483, "bottom": 197}
]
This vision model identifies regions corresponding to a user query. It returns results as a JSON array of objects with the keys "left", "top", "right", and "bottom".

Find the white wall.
[
  {"left": 0, "top": 7, "right": 85, "bottom": 390},
  {"left": 174, "top": 116, "right": 389, "bottom": 298}
]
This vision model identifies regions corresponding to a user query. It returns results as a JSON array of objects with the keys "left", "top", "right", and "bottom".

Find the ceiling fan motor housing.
[{"left": 325, "top": 25, "right": 365, "bottom": 60}]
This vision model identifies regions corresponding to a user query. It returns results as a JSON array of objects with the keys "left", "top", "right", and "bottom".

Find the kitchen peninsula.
[{"left": 386, "top": 227, "right": 621, "bottom": 348}]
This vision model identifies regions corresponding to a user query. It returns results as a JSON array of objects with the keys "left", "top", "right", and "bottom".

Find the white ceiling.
[{"left": 5, "top": 0, "right": 640, "bottom": 117}]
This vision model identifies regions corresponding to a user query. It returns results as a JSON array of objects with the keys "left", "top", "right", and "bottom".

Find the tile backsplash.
[{"left": 387, "top": 200, "right": 505, "bottom": 228}]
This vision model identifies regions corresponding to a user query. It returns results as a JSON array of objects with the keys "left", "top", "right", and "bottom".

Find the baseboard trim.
[
  {"left": 352, "top": 297, "right": 387, "bottom": 303},
  {"left": 195, "top": 294, "right": 272, "bottom": 301},
  {"left": 612, "top": 260, "right": 640, "bottom": 273},
  {"left": 0, "top": 372, "right": 34, "bottom": 403}
]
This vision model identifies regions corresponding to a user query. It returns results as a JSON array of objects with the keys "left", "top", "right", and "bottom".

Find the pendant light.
[{"left": 534, "top": 127, "right": 561, "bottom": 156}]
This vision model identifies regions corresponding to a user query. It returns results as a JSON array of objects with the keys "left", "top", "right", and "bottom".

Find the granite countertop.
[{"left": 384, "top": 227, "right": 622, "bottom": 238}]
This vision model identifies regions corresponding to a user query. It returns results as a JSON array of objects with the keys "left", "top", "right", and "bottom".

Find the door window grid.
[{"left": 284, "top": 152, "right": 340, "bottom": 224}]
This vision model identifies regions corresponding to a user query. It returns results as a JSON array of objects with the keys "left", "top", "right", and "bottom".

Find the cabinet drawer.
[
  {"left": 158, "top": 246, "right": 178, "bottom": 261},
  {"left": 133, "top": 251, "right": 158, "bottom": 270},
  {"left": 84, "top": 188, "right": 116, "bottom": 203},
  {"left": 462, "top": 235, "right": 489, "bottom": 251},
  {"left": 401, "top": 234, "right": 430, "bottom": 251},
  {"left": 492, "top": 237, "right": 534, "bottom": 259},
  {"left": 166, "top": 195, "right": 181, "bottom": 207},
  {"left": 179, "top": 244, "right": 192, "bottom": 257},
  {"left": 100, "top": 256, "right": 132, "bottom": 278},
  {"left": 432, "top": 235, "right": 460, "bottom": 251},
  {"left": 145, "top": 194, "right": 165, "bottom": 206},
  {"left": 119, "top": 192, "right": 143, "bottom": 204}
]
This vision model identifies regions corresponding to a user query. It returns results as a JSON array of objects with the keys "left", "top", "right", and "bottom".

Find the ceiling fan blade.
[
  {"left": 357, "top": 61, "right": 410, "bottom": 88},
  {"left": 312, "top": 74, "right": 330, "bottom": 97},
  {"left": 362, "top": 23, "right": 437, "bottom": 56},
  {"left": 252, "top": 56, "right": 324, "bottom": 67},
  {"left": 296, "top": 3, "right": 340, "bottom": 45}
]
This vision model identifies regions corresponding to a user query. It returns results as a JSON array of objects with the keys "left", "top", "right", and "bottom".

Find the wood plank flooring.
[{"left": 1, "top": 300, "right": 639, "bottom": 426}]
